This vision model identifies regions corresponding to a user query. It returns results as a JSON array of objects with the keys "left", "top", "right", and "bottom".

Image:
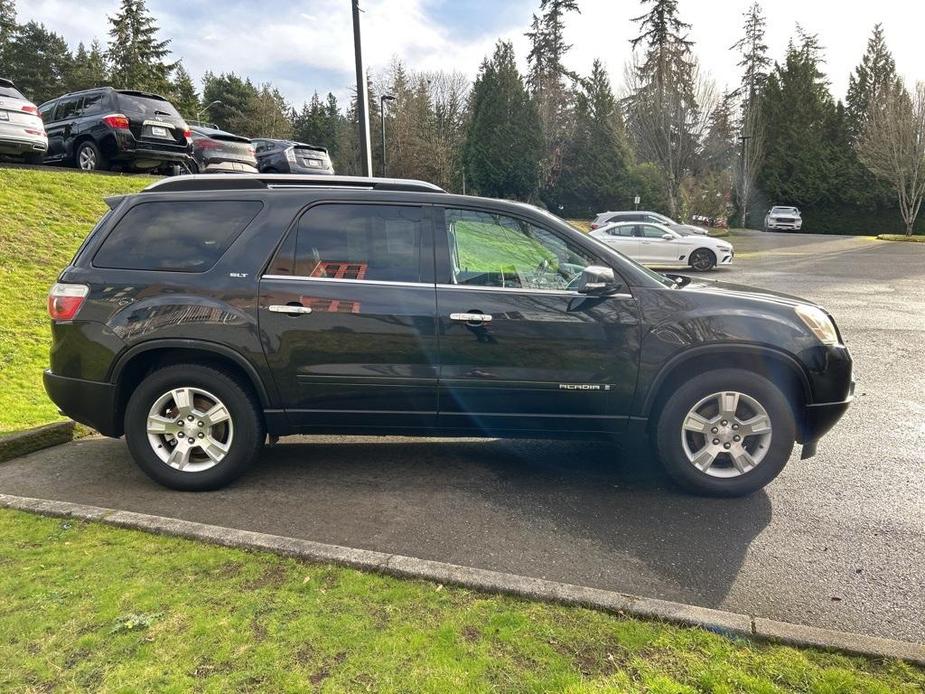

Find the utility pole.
[
  {"left": 739, "top": 134, "right": 752, "bottom": 228},
  {"left": 352, "top": 0, "right": 372, "bottom": 177},
  {"left": 379, "top": 94, "right": 395, "bottom": 177}
]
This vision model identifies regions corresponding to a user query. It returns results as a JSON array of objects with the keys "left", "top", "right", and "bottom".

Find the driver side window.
[
  {"left": 641, "top": 224, "right": 667, "bottom": 239},
  {"left": 444, "top": 208, "right": 598, "bottom": 291}
]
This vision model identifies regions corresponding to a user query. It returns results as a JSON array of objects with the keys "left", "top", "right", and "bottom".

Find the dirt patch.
[
  {"left": 461, "top": 625, "right": 481, "bottom": 642},
  {"left": 242, "top": 563, "right": 287, "bottom": 590},
  {"left": 309, "top": 651, "right": 347, "bottom": 686}
]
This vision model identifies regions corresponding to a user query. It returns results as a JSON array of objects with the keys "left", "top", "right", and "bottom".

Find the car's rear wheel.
[
  {"left": 689, "top": 248, "right": 716, "bottom": 271},
  {"left": 654, "top": 368, "right": 796, "bottom": 496},
  {"left": 75, "top": 141, "right": 106, "bottom": 171},
  {"left": 124, "top": 364, "right": 264, "bottom": 491}
]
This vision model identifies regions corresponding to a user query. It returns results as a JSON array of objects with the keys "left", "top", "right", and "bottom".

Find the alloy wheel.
[
  {"left": 680, "top": 391, "right": 772, "bottom": 478},
  {"left": 690, "top": 249, "right": 714, "bottom": 271},
  {"left": 146, "top": 387, "right": 234, "bottom": 472},
  {"left": 78, "top": 146, "right": 97, "bottom": 170}
]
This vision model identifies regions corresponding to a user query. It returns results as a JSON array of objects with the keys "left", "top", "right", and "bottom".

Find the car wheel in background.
[
  {"left": 689, "top": 248, "right": 716, "bottom": 271},
  {"left": 23, "top": 152, "right": 45, "bottom": 165},
  {"left": 654, "top": 368, "right": 796, "bottom": 496},
  {"left": 75, "top": 141, "right": 106, "bottom": 171},
  {"left": 124, "top": 364, "right": 265, "bottom": 491}
]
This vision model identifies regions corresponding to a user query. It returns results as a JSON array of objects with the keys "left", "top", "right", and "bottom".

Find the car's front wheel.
[
  {"left": 124, "top": 364, "right": 265, "bottom": 491},
  {"left": 654, "top": 369, "right": 796, "bottom": 496},
  {"left": 689, "top": 248, "right": 716, "bottom": 271}
]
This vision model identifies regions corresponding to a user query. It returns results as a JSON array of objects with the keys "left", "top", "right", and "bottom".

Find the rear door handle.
[
  {"left": 268, "top": 304, "right": 312, "bottom": 315},
  {"left": 450, "top": 312, "right": 492, "bottom": 323}
]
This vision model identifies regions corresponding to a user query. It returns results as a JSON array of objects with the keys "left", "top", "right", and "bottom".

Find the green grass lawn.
[
  {"left": 2, "top": 509, "right": 922, "bottom": 692},
  {"left": 0, "top": 167, "right": 152, "bottom": 435}
]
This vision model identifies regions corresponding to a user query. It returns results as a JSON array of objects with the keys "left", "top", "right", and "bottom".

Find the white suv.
[
  {"left": 0, "top": 79, "right": 47, "bottom": 163},
  {"left": 764, "top": 206, "right": 802, "bottom": 232}
]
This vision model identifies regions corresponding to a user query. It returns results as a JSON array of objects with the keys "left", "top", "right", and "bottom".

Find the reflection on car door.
[
  {"left": 43, "top": 98, "right": 78, "bottom": 161},
  {"left": 603, "top": 225, "right": 640, "bottom": 258},
  {"left": 259, "top": 202, "right": 439, "bottom": 430},
  {"left": 434, "top": 207, "right": 641, "bottom": 435}
]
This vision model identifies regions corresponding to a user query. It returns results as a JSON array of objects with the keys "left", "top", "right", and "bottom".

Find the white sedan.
[{"left": 590, "top": 221, "right": 734, "bottom": 271}]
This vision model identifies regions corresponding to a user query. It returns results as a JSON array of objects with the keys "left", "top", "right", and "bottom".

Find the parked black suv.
[
  {"left": 252, "top": 138, "right": 334, "bottom": 174},
  {"left": 38, "top": 87, "right": 192, "bottom": 172},
  {"left": 44, "top": 174, "right": 853, "bottom": 495}
]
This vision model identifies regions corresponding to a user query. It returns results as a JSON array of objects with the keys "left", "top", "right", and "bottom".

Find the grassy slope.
[
  {"left": 2, "top": 509, "right": 922, "bottom": 693},
  {"left": 0, "top": 168, "right": 152, "bottom": 434}
]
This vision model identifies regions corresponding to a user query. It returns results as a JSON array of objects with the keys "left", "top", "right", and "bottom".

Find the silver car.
[
  {"left": 0, "top": 79, "right": 47, "bottom": 163},
  {"left": 591, "top": 210, "right": 708, "bottom": 235},
  {"left": 764, "top": 206, "right": 802, "bottom": 232}
]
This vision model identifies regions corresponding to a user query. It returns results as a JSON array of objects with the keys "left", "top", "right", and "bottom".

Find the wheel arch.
[
  {"left": 109, "top": 340, "right": 274, "bottom": 436},
  {"left": 642, "top": 345, "right": 811, "bottom": 433}
]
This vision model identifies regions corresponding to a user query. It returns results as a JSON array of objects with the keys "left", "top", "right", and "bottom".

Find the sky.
[{"left": 19, "top": 0, "right": 925, "bottom": 109}]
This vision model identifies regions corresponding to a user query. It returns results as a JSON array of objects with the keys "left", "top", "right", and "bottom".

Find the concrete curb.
[
  {"left": 0, "top": 422, "right": 77, "bottom": 463},
  {"left": 1, "top": 492, "right": 922, "bottom": 665}
]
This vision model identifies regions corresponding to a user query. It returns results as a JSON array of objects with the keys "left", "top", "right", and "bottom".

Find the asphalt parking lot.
[{"left": 1, "top": 229, "right": 923, "bottom": 642}]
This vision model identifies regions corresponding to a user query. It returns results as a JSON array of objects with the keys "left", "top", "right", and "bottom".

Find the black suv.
[
  {"left": 38, "top": 87, "right": 192, "bottom": 172},
  {"left": 44, "top": 175, "right": 853, "bottom": 496},
  {"left": 252, "top": 138, "right": 334, "bottom": 175}
]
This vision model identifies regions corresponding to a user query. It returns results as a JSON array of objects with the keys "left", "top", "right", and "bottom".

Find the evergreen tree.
[
  {"left": 554, "top": 60, "right": 633, "bottom": 217},
  {"left": 464, "top": 41, "right": 542, "bottom": 200},
  {"left": 846, "top": 24, "right": 901, "bottom": 142},
  {"left": 107, "top": 0, "right": 175, "bottom": 94},
  {"left": 293, "top": 93, "right": 327, "bottom": 144},
  {"left": 525, "top": 0, "right": 580, "bottom": 193},
  {"left": 730, "top": 2, "right": 770, "bottom": 108},
  {"left": 170, "top": 63, "right": 200, "bottom": 120},
  {"left": 68, "top": 40, "right": 109, "bottom": 92},
  {"left": 0, "top": 0, "right": 15, "bottom": 66},
  {"left": 246, "top": 84, "right": 292, "bottom": 139},
  {"left": 5, "top": 21, "right": 72, "bottom": 104},
  {"left": 201, "top": 72, "right": 259, "bottom": 132}
]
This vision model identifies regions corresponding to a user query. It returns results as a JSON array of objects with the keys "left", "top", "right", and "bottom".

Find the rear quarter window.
[{"left": 93, "top": 200, "right": 263, "bottom": 272}]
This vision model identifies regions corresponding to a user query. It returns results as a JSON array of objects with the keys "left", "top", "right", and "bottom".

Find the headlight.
[{"left": 795, "top": 305, "right": 839, "bottom": 345}]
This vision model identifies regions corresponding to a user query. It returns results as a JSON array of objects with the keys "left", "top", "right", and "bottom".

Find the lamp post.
[
  {"left": 379, "top": 94, "right": 395, "bottom": 177},
  {"left": 197, "top": 100, "right": 222, "bottom": 124}
]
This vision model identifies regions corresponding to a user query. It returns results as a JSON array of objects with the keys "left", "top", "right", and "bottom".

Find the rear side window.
[
  {"left": 79, "top": 93, "right": 105, "bottom": 116},
  {"left": 116, "top": 92, "right": 181, "bottom": 118},
  {"left": 94, "top": 200, "right": 262, "bottom": 272},
  {"left": 54, "top": 98, "right": 80, "bottom": 121},
  {"left": 292, "top": 204, "right": 426, "bottom": 283}
]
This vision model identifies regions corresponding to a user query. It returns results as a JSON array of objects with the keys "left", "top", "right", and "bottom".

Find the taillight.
[
  {"left": 48, "top": 283, "right": 89, "bottom": 320},
  {"left": 196, "top": 139, "right": 221, "bottom": 150},
  {"left": 21, "top": 104, "right": 38, "bottom": 115},
  {"left": 183, "top": 128, "right": 192, "bottom": 140},
  {"left": 102, "top": 113, "right": 130, "bottom": 129},
  {"left": 590, "top": 223, "right": 599, "bottom": 229}
]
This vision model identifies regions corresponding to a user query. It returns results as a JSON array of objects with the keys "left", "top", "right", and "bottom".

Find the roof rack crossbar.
[{"left": 143, "top": 174, "right": 445, "bottom": 194}]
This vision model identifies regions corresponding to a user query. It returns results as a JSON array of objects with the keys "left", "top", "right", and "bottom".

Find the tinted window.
[
  {"left": 39, "top": 102, "right": 56, "bottom": 121},
  {"left": 115, "top": 92, "right": 181, "bottom": 118},
  {"left": 294, "top": 204, "right": 426, "bottom": 283},
  {"left": 640, "top": 225, "right": 668, "bottom": 239},
  {"left": 445, "top": 208, "right": 597, "bottom": 291},
  {"left": 79, "top": 92, "right": 105, "bottom": 116},
  {"left": 54, "top": 98, "right": 80, "bottom": 121},
  {"left": 94, "top": 200, "right": 262, "bottom": 272},
  {"left": 0, "top": 85, "right": 26, "bottom": 99}
]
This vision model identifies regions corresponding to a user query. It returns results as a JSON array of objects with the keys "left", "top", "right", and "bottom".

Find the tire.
[
  {"left": 689, "top": 248, "right": 716, "bottom": 271},
  {"left": 74, "top": 140, "right": 106, "bottom": 171},
  {"left": 124, "top": 364, "right": 265, "bottom": 491},
  {"left": 653, "top": 368, "right": 796, "bottom": 497},
  {"left": 23, "top": 152, "right": 45, "bottom": 165}
]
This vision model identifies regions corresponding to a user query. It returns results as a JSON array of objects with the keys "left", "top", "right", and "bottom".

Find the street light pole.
[
  {"left": 352, "top": 0, "right": 373, "bottom": 177},
  {"left": 379, "top": 94, "right": 395, "bottom": 177},
  {"left": 197, "top": 100, "right": 222, "bottom": 124}
]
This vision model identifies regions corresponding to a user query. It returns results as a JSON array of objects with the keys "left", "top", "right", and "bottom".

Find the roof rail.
[{"left": 143, "top": 174, "right": 446, "bottom": 194}]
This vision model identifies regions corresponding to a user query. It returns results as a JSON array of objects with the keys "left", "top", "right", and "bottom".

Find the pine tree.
[
  {"left": 525, "top": 0, "right": 580, "bottom": 194},
  {"left": 107, "top": 0, "right": 175, "bottom": 94},
  {"left": 202, "top": 72, "right": 259, "bottom": 132},
  {"left": 464, "top": 41, "right": 542, "bottom": 199},
  {"left": 68, "top": 40, "right": 109, "bottom": 92},
  {"left": 845, "top": 24, "right": 901, "bottom": 142},
  {"left": 554, "top": 60, "right": 633, "bottom": 217},
  {"left": 5, "top": 21, "right": 72, "bottom": 104},
  {"left": 170, "top": 64, "right": 200, "bottom": 120},
  {"left": 0, "top": 0, "right": 15, "bottom": 65},
  {"left": 730, "top": 2, "right": 770, "bottom": 108}
]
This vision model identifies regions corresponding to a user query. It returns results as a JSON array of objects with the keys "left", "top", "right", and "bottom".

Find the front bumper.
[
  {"left": 767, "top": 221, "right": 802, "bottom": 230},
  {"left": 798, "top": 380, "right": 855, "bottom": 457},
  {"left": 43, "top": 370, "right": 121, "bottom": 437}
]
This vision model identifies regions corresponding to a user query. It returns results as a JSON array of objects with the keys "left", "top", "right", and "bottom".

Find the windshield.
[
  {"left": 0, "top": 85, "right": 26, "bottom": 99},
  {"left": 115, "top": 92, "right": 181, "bottom": 118},
  {"left": 771, "top": 207, "right": 798, "bottom": 214},
  {"left": 650, "top": 213, "right": 675, "bottom": 225}
]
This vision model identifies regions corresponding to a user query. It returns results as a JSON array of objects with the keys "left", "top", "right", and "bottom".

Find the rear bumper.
[
  {"left": 0, "top": 133, "right": 48, "bottom": 154},
  {"left": 43, "top": 370, "right": 121, "bottom": 437}
]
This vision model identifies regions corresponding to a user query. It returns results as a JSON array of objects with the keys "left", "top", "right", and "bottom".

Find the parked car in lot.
[
  {"left": 0, "top": 78, "right": 47, "bottom": 163},
  {"left": 44, "top": 174, "right": 853, "bottom": 497},
  {"left": 252, "top": 138, "right": 334, "bottom": 174},
  {"left": 38, "top": 87, "right": 192, "bottom": 172},
  {"left": 188, "top": 125, "right": 258, "bottom": 174},
  {"left": 764, "top": 206, "right": 803, "bottom": 231},
  {"left": 590, "top": 221, "right": 734, "bottom": 271},
  {"left": 591, "top": 210, "right": 708, "bottom": 235}
]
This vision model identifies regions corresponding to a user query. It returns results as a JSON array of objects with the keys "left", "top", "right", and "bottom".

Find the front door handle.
[
  {"left": 450, "top": 312, "right": 492, "bottom": 323},
  {"left": 268, "top": 304, "right": 312, "bottom": 315}
]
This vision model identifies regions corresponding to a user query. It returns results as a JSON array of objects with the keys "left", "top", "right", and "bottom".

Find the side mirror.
[
  {"left": 661, "top": 233, "right": 673, "bottom": 240},
  {"left": 576, "top": 265, "right": 617, "bottom": 295}
]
